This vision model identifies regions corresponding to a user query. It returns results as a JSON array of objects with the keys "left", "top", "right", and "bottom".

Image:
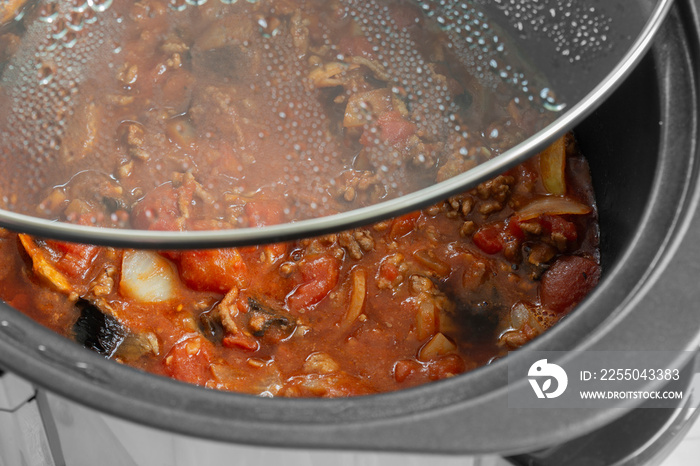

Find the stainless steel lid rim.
[{"left": 1, "top": 0, "right": 699, "bottom": 456}]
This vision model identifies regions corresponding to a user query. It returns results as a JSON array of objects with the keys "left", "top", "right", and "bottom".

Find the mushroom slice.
[{"left": 246, "top": 298, "right": 296, "bottom": 342}]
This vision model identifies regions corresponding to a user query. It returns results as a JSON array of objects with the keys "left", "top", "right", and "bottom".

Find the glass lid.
[{"left": 0, "top": 0, "right": 673, "bottom": 247}]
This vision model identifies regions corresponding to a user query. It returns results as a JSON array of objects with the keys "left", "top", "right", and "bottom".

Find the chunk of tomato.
[
  {"left": 42, "top": 240, "right": 101, "bottom": 280},
  {"left": 393, "top": 359, "right": 422, "bottom": 383},
  {"left": 287, "top": 255, "right": 340, "bottom": 312},
  {"left": 222, "top": 333, "right": 260, "bottom": 352},
  {"left": 387, "top": 2, "right": 423, "bottom": 29},
  {"left": 164, "top": 338, "right": 212, "bottom": 386},
  {"left": 176, "top": 248, "right": 248, "bottom": 292},
  {"left": 506, "top": 217, "right": 526, "bottom": 241},
  {"left": 244, "top": 201, "right": 289, "bottom": 260},
  {"left": 473, "top": 226, "right": 504, "bottom": 255},
  {"left": 338, "top": 35, "right": 376, "bottom": 60},
  {"left": 131, "top": 183, "right": 180, "bottom": 231},
  {"left": 378, "top": 261, "right": 400, "bottom": 283},
  {"left": 540, "top": 215, "right": 578, "bottom": 242},
  {"left": 245, "top": 200, "right": 285, "bottom": 227},
  {"left": 427, "top": 354, "right": 468, "bottom": 380},
  {"left": 360, "top": 111, "right": 417, "bottom": 147},
  {"left": 540, "top": 255, "right": 600, "bottom": 313},
  {"left": 389, "top": 211, "right": 420, "bottom": 239},
  {"left": 378, "top": 111, "right": 417, "bottom": 145}
]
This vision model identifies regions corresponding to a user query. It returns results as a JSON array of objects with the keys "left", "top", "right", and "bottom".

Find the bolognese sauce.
[
  {"left": 0, "top": 131, "right": 599, "bottom": 396},
  {"left": 0, "top": 0, "right": 599, "bottom": 397}
]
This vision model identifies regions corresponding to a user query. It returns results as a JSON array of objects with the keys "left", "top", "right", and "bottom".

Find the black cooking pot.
[{"left": 1, "top": 0, "right": 699, "bottom": 458}]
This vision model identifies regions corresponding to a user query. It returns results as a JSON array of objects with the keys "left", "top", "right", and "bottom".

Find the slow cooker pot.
[{"left": 1, "top": 0, "right": 700, "bottom": 459}]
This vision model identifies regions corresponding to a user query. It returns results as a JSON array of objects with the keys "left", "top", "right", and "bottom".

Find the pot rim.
[{"left": 1, "top": 0, "right": 699, "bottom": 455}]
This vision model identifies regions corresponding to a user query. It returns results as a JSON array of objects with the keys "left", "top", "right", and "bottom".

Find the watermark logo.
[
  {"left": 509, "top": 351, "right": 691, "bottom": 408},
  {"left": 528, "top": 359, "right": 568, "bottom": 399}
]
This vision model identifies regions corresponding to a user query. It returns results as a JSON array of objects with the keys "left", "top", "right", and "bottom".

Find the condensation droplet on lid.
[
  {"left": 65, "top": 12, "right": 86, "bottom": 32},
  {"left": 37, "top": 62, "right": 56, "bottom": 85},
  {"left": 84, "top": 9, "right": 98, "bottom": 24},
  {"left": 62, "top": 31, "right": 79, "bottom": 49},
  {"left": 70, "top": 0, "right": 89, "bottom": 14},
  {"left": 50, "top": 20, "right": 69, "bottom": 40},
  {"left": 88, "top": 0, "right": 114, "bottom": 13},
  {"left": 543, "top": 100, "right": 566, "bottom": 112},
  {"left": 39, "top": 3, "right": 60, "bottom": 23}
]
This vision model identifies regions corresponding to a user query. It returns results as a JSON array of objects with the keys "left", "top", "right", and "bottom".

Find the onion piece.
[
  {"left": 516, "top": 196, "right": 592, "bottom": 221},
  {"left": 418, "top": 333, "right": 457, "bottom": 361},
  {"left": 509, "top": 302, "right": 544, "bottom": 333},
  {"left": 120, "top": 250, "right": 179, "bottom": 303},
  {"left": 414, "top": 249, "right": 450, "bottom": 276},
  {"left": 540, "top": 136, "right": 567, "bottom": 195},
  {"left": 308, "top": 62, "right": 356, "bottom": 88},
  {"left": 166, "top": 115, "right": 196, "bottom": 148},
  {"left": 415, "top": 299, "right": 437, "bottom": 341},
  {"left": 341, "top": 267, "right": 367, "bottom": 326},
  {"left": 303, "top": 352, "right": 340, "bottom": 374}
]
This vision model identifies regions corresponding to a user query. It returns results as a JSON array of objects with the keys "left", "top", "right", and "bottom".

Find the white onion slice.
[
  {"left": 516, "top": 196, "right": 592, "bottom": 220},
  {"left": 120, "top": 250, "right": 178, "bottom": 303},
  {"left": 540, "top": 136, "right": 567, "bottom": 195}
]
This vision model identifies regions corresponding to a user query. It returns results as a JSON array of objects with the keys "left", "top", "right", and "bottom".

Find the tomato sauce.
[
  {"left": 0, "top": 1, "right": 600, "bottom": 397},
  {"left": 0, "top": 133, "right": 600, "bottom": 396}
]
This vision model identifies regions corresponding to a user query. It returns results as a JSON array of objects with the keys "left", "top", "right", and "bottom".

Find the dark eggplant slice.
[
  {"left": 199, "top": 310, "right": 225, "bottom": 343},
  {"left": 73, "top": 298, "right": 126, "bottom": 357},
  {"left": 73, "top": 298, "right": 160, "bottom": 360}
]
